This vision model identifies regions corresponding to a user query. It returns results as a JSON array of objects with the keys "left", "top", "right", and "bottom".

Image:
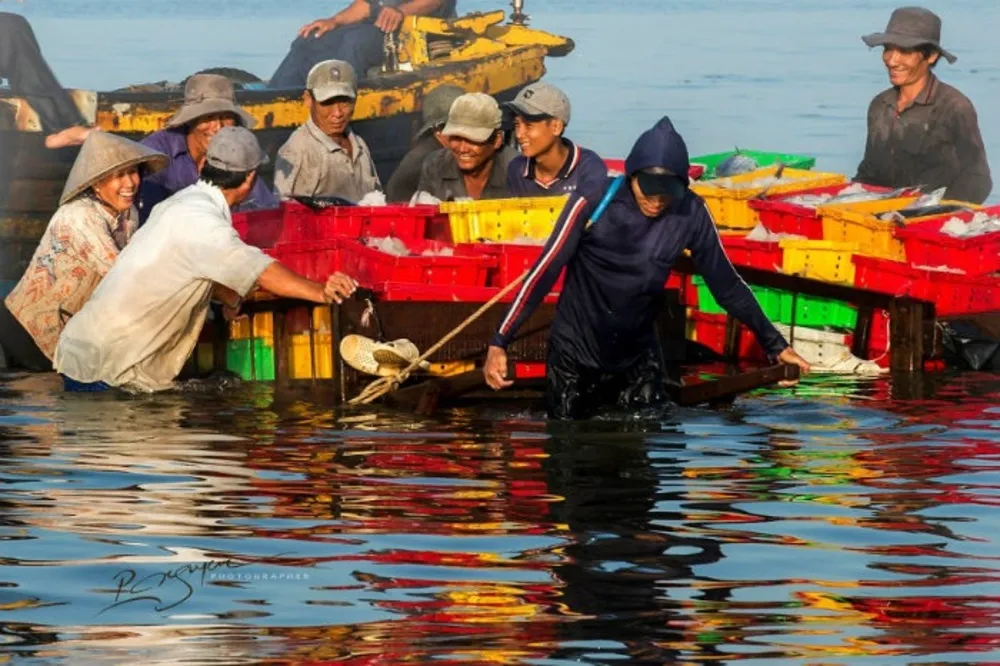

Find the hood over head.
[{"left": 623, "top": 116, "right": 691, "bottom": 188}]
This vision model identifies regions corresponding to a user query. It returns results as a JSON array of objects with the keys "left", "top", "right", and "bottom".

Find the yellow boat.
[{"left": 0, "top": 8, "right": 574, "bottom": 285}]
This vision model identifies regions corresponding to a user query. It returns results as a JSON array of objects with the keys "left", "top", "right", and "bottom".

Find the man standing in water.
[
  {"left": 482, "top": 116, "right": 810, "bottom": 420},
  {"left": 854, "top": 6, "right": 991, "bottom": 203}
]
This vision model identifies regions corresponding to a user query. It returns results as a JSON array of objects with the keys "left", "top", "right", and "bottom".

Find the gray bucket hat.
[
  {"left": 862, "top": 6, "right": 957, "bottom": 64},
  {"left": 60, "top": 131, "right": 169, "bottom": 205},
  {"left": 165, "top": 73, "right": 257, "bottom": 130},
  {"left": 417, "top": 84, "right": 465, "bottom": 137}
]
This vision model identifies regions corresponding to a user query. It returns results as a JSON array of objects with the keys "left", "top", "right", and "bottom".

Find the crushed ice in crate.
[
  {"left": 357, "top": 191, "right": 388, "bottom": 206},
  {"left": 419, "top": 246, "right": 455, "bottom": 257},
  {"left": 745, "top": 222, "right": 807, "bottom": 242},
  {"left": 715, "top": 153, "right": 760, "bottom": 178},
  {"left": 409, "top": 191, "right": 441, "bottom": 206},
  {"left": 366, "top": 236, "right": 410, "bottom": 256},
  {"left": 939, "top": 211, "right": 1000, "bottom": 238}
]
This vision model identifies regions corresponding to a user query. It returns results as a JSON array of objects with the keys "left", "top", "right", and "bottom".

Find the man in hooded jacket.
[{"left": 482, "top": 116, "right": 810, "bottom": 419}]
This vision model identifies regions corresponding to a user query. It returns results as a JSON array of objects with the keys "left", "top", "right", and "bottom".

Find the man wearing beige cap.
[
  {"left": 138, "top": 73, "right": 278, "bottom": 223},
  {"left": 386, "top": 83, "right": 464, "bottom": 202},
  {"left": 415, "top": 92, "right": 516, "bottom": 201},
  {"left": 55, "top": 127, "right": 358, "bottom": 393},
  {"left": 274, "top": 59, "right": 381, "bottom": 203},
  {"left": 504, "top": 82, "right": 607, "bottom": 199}
]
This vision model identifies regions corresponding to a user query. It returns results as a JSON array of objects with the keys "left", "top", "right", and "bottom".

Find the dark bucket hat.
[{"left": 862, "top": 6, "right": 957, "bottom": 64}]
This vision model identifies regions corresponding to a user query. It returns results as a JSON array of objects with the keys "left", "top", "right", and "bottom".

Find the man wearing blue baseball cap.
[{"left": 482, "top": 116, "right": 810, "bottom": 419}]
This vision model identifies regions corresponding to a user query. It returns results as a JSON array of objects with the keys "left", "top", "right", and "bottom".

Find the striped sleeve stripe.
[{"left": 498, "top": 196, "right": 588, "bottom": 337}]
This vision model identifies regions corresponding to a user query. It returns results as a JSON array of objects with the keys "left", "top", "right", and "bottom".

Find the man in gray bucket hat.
[
  {"left": 855, "top": 6, "right": 992, "bottom": 203},
  {"left": 54, "top": 127, "right": 359, "bottom": 393},
  {"left": 138, "top": 73, "right": 278, "bottom": 224},
  {"left": 385, "top": 83, "right": 464, "bottom": 202}
]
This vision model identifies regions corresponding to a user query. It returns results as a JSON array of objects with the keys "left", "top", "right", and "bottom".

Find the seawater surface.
[{"left": 0, "top": 371, "right": 998, "bottom": 663}]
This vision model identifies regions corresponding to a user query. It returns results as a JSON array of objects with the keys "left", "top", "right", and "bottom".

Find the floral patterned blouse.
[{"left": 4, "top": 196, "right": 138, "bottom": 359}]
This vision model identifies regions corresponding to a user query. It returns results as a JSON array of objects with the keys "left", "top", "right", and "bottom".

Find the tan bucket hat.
[
  {"left": 59, "top": 131, "right": 169, "bottom": 205},
  {"left": 340, "top": 335, "right": 430, "bottom": 377},
  {"left": 165, "top": 73, "right": 256, "bottom": 130}
]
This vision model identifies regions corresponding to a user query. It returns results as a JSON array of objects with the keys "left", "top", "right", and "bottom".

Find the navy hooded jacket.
[{"left": 489, "top": 116, "right": 789, "bottom": 371}]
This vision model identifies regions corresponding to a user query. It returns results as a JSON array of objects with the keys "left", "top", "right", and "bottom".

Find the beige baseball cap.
[
  {"left": 306, "top": 59, "right": 358, "bottom": 102},
  {"left": 441, "top": 93, "right": 501, "bottom": 143}
]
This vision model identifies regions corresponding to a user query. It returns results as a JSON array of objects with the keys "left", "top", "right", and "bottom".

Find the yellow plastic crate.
[
  {"left": 229, "top": 311, "right": 274, "bottom": 341},
  {"left": 692, "top": 166, "right": 848, "bottom": 231},
  {"left": 779, "top": 239, "right": 858, "bottom": 285},
  {"left": 442, "top": 195, "right": 569, "bottom": 243},
  {"left": 816, "top": 196, "right": 919, "bottom": 262},
  {"left": 290, "top": 332, "right": 334, "bottom": 380}
]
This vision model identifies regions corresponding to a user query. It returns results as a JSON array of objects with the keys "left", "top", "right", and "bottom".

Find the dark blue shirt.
[
  {"left": 506, "top": 139, "right": 608, "bottom": 198},
  {"left": 491, "top": 117, "right": 789, "bottom": 371},
  {"left": 138, "top": 129, "right": 279, "bottom": 224}
]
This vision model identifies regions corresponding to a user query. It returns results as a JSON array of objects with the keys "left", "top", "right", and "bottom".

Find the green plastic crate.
[
  {"left": 227, "top": 339, "right": 275, "bottom": 381},
  {"left": 690, "top": 150, "right": 817, "bottom": 180},
  {"left": 693, "top": 277, "right": 857, "bottom": 329}
]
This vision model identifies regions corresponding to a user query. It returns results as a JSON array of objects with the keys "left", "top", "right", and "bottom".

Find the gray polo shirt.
[
  {"left": 855, "top": 74, "right": 992, "bottom": 204},
  {"left": 273, "top": 118, "right": 382, "bottom": 202},
  {"left": 416, "top": 145, "right": 518, "bottom": 201}
]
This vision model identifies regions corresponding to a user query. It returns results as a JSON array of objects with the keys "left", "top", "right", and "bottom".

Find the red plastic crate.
[
  {"left": 748, "top": 183, "right": 895, "bottom": 239},
  {"left": 234, "top": 202, "right": 443, "bottom": 248},
  {"left": 893, "top": 205, "right": 1000, "bottom": 276},
  {"left": 867, "top": 309, "right": 891, "bottom": 368},
  {"left": 455, "top": 242, "right": 565, "bottom": 292},
  {"left": 689, "top": 311, "right": 768, "bottom": 361},
  {"left": 372, "top": 282, "right": 560, "bottom": 304},
  {"left": 340, "top": 238, "right": 495, "bottom": 287},
  {"left": 266, "top": 239, "right": 346, "bottom": 281},
  {"left": 603, "top": 159, "right": 705, "bottom": 182},
  {"left": 721, "top": 235, "right": 784, "bottom": 271},
  {"left": 852, "top": 255, "right": 1000, "bottom": 316}
]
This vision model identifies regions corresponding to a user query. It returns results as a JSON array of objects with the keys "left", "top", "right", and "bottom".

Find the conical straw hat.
[
  {"left": 60, "top": 131, "right": 169, "bottom": 205},
  {"left": 340, "top": 335, "right": 430, "bottom": 377}
]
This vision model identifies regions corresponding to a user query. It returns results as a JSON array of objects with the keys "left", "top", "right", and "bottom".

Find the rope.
[{"left": 347, "top": 269, "right": 531, "bottom": 406}]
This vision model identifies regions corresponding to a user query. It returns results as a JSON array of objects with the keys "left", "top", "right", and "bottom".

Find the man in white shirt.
[{"left": 54, "top": 126, "right": 358, "bottom": 393}]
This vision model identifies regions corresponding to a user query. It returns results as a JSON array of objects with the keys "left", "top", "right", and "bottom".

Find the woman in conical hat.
[{"left": 0, "top": 131, "right": 168, "bottom": 371}]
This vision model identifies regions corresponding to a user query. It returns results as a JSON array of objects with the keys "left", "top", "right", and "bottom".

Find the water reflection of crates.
[
  {"left": 442, "top": 196, "right": 568, "bottom": 243},
  {"left": 779, "top": 239, "right": 858, "bottom": 285},
  {"left": 691, "top": 166, "right": 847, "bottom": 231}
]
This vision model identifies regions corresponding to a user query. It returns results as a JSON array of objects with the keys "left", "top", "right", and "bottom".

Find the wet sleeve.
[
  {"left": 946, "top": 99, "right": 993, "bottom": 204},
  {"left": 688, "top": 201, "right": 789, "bottom": 358},
  {"left": 489, "top": 192, "right": 596, "bottom": 350}
]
